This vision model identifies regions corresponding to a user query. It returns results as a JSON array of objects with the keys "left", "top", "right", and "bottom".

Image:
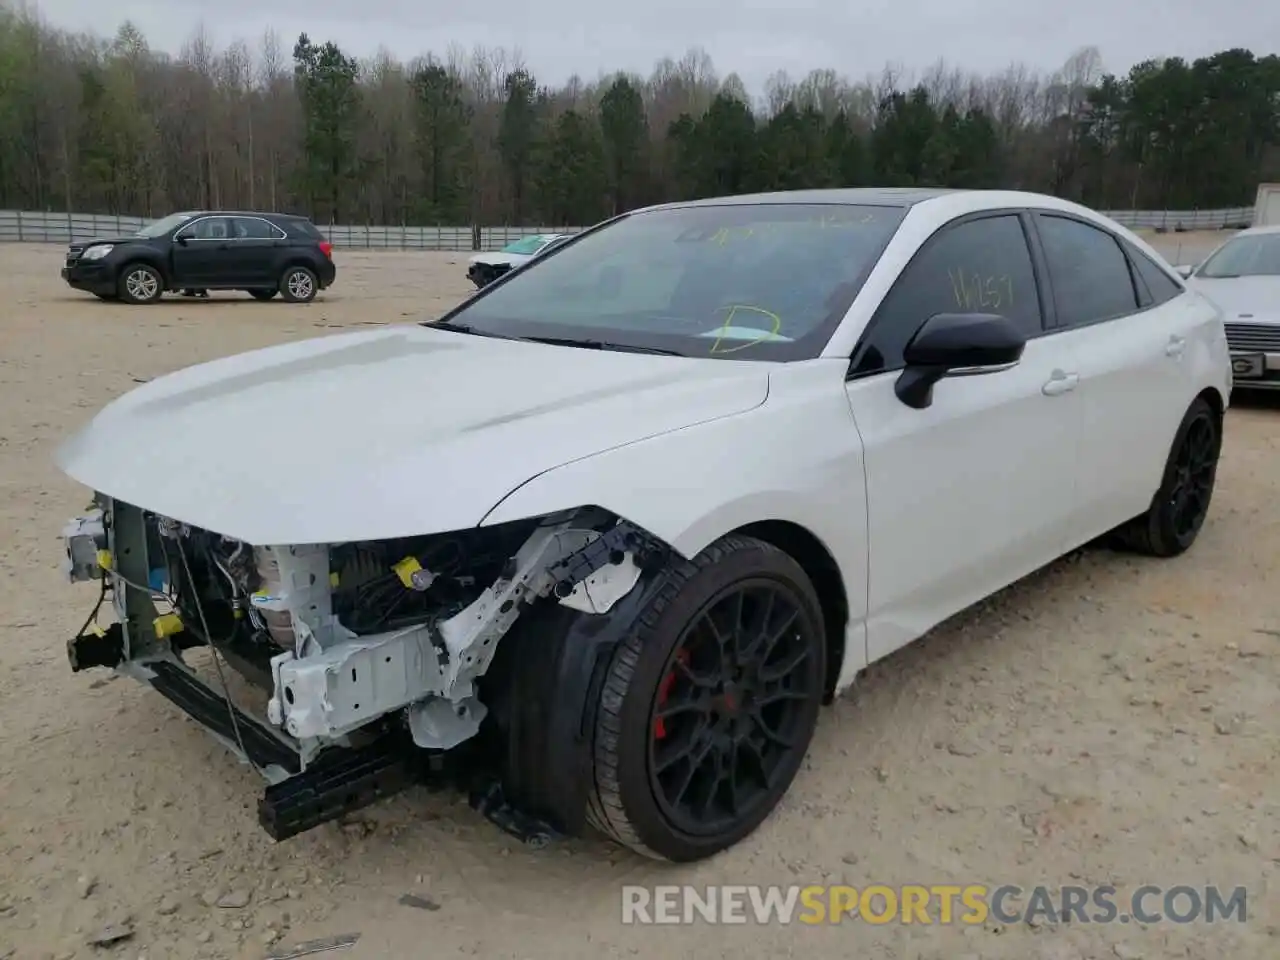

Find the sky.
[{"left": 21, "top": 0, "right": 1278, "bottom": 96}]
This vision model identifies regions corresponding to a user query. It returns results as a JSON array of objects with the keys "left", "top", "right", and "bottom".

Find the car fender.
[
  {"left": 479, "top": 362, "right": 871, "bottom": 679},
  {"left": 112, "top": 245, "right": 172, "bottom": 285}
]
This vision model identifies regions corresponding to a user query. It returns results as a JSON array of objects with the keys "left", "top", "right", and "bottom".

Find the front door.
[
  {"left": 843, "top": 211, "right": 1083, "bottom": 664},
  {"left": 171, "top": 216, "right": 233, "bottom": 287}
]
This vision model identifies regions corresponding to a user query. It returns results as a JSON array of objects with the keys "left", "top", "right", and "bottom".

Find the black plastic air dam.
[
  {"left": 259, "top": 736, "right": 427, "bottom": 840},
  {"left": 146, "top": 659, "right": 303, "bottom": 774}
]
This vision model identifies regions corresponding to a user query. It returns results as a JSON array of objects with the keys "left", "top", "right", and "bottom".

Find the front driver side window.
[
  {"left": 177, "top": 217, "right": 231, "bottom": 241},
  {"left": 851, "top": 214, "right": 1042, "bottom": 376}
]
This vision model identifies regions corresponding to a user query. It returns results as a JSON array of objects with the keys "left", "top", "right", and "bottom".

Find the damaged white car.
[
  {"left": 55, "top": 188, "right": 1230, "bottom": 863},
  {"left": 466, "top": 233, "right": 570, "bottom": 288}
]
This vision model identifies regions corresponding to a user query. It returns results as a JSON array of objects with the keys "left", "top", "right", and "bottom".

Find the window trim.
[
  {"left": 173, "top": 214, "right": 287, "bottom": 242},
  {"left": 1121, "top": 237, "right": 1187, "bottom": 308},
  {"left": 846, "top": 207, "right": 1050, "bottom": 381},
  {"left": 172, "top": 215, "right": 233, "bottom": 242},
  {"left": 1028, "top": 209, "right": 1184, "bottom": 332}
]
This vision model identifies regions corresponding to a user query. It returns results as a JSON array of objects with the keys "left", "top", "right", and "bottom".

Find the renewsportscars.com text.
[{"left": 620, "top": 884, "right": 1248, "bottom": 925}]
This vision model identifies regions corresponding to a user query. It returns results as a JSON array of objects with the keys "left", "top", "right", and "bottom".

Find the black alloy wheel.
[
  {"left": 647, "top": 580, "right": 819, "bottom": 839},
  {"left": 1168, "top": 407, "right": 1218, "bottom": 545},
  {"left": 1111, "top": 396, "right": 1221, "bottom": 557},
  {"left": 587, "top": 535, "right": 826, "bottom": 862}
]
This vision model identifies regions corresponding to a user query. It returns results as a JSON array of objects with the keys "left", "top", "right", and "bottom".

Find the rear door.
[
  {"left": 844, "top": 210, "right": 1084, "bottom": 663},
  {"left": 1028, "top": 211, "right": 1198, "bottom": 538},
  {"left": 227, "top": 216, "right": 285, "bottom": 284}
]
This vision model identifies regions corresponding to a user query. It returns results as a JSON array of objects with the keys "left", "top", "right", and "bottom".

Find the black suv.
[{"left": 61, "top": 211, "right": 337, "bottom": 304}]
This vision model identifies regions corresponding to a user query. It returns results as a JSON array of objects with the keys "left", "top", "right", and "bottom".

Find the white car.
[
  {"left": 466, "top": 233, "right": 569, "bottom": 288},
  {"left": 1176, "top": 224, "right": 1280, "bottom": 390},
  {"left": 55, "top": 188, "right": 1230, "bottom": 863}
]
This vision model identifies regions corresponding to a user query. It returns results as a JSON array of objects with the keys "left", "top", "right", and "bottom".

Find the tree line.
[{"left": 1, "top": 4, "right": 1277, "bottom": 227}]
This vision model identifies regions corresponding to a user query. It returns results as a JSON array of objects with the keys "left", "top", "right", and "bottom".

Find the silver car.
[{"left": 1178, "top": 225, "right": 1280, "bottom": 391}]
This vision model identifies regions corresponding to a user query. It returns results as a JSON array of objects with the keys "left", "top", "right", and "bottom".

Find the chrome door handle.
[
  {"left": 1165, "top": 335, "right": 1187, "bottom": 357},
  {"left": 1042, "top": 370, "right": 1079, "bottom": 396}
]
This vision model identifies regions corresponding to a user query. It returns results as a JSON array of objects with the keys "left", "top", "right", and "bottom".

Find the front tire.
[
  {"left": 280, "top": 266, "right": 318, "bottom": 303},
  {"left": 117, "top": 263, "right": 164, "bottom": 304},
  {"left": 1111, "top": 396, "right": 1221, "bottom": 557},
  {"left": 587, "top": 535, "right": 826, "bottom": 862}
]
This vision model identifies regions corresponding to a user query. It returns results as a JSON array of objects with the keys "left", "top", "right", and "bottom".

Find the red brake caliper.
[{"left": 653, "top": 649, "right": 689, "bottom": 740}]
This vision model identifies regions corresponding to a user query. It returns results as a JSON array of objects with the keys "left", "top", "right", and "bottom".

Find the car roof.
[
  {"left": 178, "top": 210, "right": 314, "bottom": 222},
  {"left": 640, "top": 188, "right": 959, "bottom": 213},
  {"left": 630, "top": 187, "right": 1134, "bottom": 220},
  {"left": 1236, "top": 224, "right": 1280, "bottom": 237}
]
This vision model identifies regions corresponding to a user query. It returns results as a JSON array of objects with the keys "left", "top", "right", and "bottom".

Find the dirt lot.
[{"left": 0, "top": 238, "right": 1276, "bottom": 960}]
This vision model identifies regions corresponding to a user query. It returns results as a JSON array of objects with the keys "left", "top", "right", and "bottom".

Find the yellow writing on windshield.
[
  {"left": 711, "top": 226, "right": 754, "bottom": 246},
  {"left": 701, "top": 213, "right": 881, "bottom": 247},
  {"left": 948, "top": 269, "right": 1013, "bottom": 311},
  {"left": 709, "top": 304, "right": 784, "bottom": 354}
]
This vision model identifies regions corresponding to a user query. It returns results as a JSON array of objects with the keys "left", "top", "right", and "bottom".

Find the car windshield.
[
  {"left": 433, "top": 203, "right": 905, "bottom": 360},
  {"left": 502, "top": 236, "right": 552, "bottom": 255},
  {"left": 136, "top": 212, "right": 195, "bottom": 238},
  {"left": 1196, "top": 233, "right": 1280, "bottom": 278}
]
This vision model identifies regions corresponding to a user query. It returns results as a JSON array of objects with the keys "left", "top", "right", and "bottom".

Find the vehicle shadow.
[
  {"left": 50, "top": 293, "right": 338, "bottom": 305},
  {"left": 1228, "top": 389, "right": 1280, "bottom": 412},
  {"left": 303, "top": 541, "right": 1127, "bottom": 872}
]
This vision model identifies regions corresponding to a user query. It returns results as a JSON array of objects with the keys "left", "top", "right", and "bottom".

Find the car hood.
[
  {"left": 1187, "top": 275, "right": 1280, "bottom": 321},
  {"left": 55, "top": 325, "right": 769, "bottom": 545},
  {"left": 72, "top": 236, "right": 147, "bottom": 248}
]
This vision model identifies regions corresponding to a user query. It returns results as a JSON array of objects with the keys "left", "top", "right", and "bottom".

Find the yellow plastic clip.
[
  {"left": 153, "top": 613, "right": 184, "bottom": 639},
  {"left": 96, "top": 549, "right": 113, "bottom": 571},
  {"left": 330, "top": 571, "right": 340, "bottom": 588},
  {"left": 89, "top": 623, "right": 106, "bottom": 638},
  {"left": 392, "top": 556, "right": 423, "bottom": 588}
]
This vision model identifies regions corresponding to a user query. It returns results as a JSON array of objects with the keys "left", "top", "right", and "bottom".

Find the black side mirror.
[
  {"left": 175, "top": 235, "right": 188, "bottom": 246},
  {"left": 895, "top": 312, "right": 1026, "bottom": 410}
]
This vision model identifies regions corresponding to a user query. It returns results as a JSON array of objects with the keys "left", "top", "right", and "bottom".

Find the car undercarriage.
[{"left": 63, "top": 496, "right": 672, "bottom": 847}]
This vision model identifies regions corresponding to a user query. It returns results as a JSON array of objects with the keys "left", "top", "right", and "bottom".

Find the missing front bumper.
[{"left": 66, "top": 633, "right": 426, "bottom": 839}]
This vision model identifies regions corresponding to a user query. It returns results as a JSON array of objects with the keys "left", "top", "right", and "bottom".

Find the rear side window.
[
  {"left": 1124, "top": 243, "right": 1184, "bottom": 307},
  {"left": 852, "top": 213, "right": 1042, "bottom": 376},
  {"left": 289, "top": 219, "right": 326, "bottom": 241},
  {"left": 232, "top": 217, "right": 282, "bottom": 240},
  {"left": 1036, "top": 214, "right": 1138, "bottom": 327}
]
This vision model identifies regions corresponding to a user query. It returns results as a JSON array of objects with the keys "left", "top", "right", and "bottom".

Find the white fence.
[
  {"left": 0, "top": 211, "right": 580, "bottom": 250},
  {"left": 0, "top": 205, "right": 1255, "bottom": 250}
]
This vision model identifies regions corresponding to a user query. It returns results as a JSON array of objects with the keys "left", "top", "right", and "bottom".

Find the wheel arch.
[
  {"left": 729, "top": 519, "right": 849, "bottom": 703},
  {"left": 1196, "top": 385, "right": 1225, "bottom": 426},
  {"left": 115, "top": 254, "right": 170, "bottom": 288}
]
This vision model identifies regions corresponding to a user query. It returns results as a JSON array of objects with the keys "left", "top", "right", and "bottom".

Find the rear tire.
[
  {"left": 248, "top": 288, "right": 277, "bottom": 301},
  {"left": 117, "top": 263, "right": 164, "bottom": 304},
  {"left": 587, "top": 535, "right": 826, "bottom": 862},
  {"left": 280, "top": 266, "right": 317, "bottom": 303},
  {"left": 1109, "top": 397, "right": 1221, "bottom": 557}
]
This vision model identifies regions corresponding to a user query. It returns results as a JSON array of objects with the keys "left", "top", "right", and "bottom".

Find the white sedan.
[
  {"left": 1177, "top": 224, "right": 1280, "bottom": 390},
  {"left": 466, "top": 232, "right": 569, "bottom": 288},
  {"left": 55, "top": 188, "right": 1230, "bottom": 862}
]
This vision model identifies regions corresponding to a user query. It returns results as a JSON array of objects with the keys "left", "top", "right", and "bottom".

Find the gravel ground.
[{"left": 0, "top": 237, "right": 1276, "bottom": 960}]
